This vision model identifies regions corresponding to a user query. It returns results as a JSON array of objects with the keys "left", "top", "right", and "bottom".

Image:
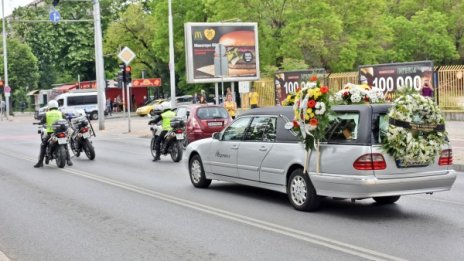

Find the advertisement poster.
[
  {"left": 274, "top": 69, "right": 327, "bottom": 105},
  {"left": 185, "top": 22, "right": 260, "bottom": 83},
  {"left": 358, "top": 61, "right": 434, "bottom": 100}
]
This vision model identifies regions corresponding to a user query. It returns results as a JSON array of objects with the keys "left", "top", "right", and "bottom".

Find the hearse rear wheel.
[{"left": 373, "top": 196, "right": 401, "bottom": 204}]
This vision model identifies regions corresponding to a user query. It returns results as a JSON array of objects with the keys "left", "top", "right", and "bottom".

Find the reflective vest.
[
  {"left": 45, "top": 109, "right": 63, "bottom": 133},
  {"left": 161, "top": 110, "right": 175, "bottom": 131}
]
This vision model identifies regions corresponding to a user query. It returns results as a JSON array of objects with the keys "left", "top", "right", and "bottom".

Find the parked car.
[
  {"left": 185, "top": 104, "right": 232, "bottom": 144},
  {"left": 185, "top": 105, "right": 457, "bottom": 211},
  {"left": 136, "top": 99, "right": 165, "bottom": 116},
  {"left": 160, "top": 95, "right": 193, "bottom": 109}
]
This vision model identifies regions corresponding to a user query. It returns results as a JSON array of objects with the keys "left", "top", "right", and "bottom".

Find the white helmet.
[
  {"left": 161, "top": 103, "right": 172, "bottom": 111},
  {"left": 74, "top": 109, "right": 86, "bottom": 117},
  {"left": 153, "top": 104, "right": 163, "bottom": 112},
  {"left": 48, "top": 100, "right": 59, "bottom": 109}
]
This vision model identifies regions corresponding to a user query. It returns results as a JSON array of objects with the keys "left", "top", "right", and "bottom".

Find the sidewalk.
[{"left": 5, "top": 111, "right": 464, "bottom": 171}]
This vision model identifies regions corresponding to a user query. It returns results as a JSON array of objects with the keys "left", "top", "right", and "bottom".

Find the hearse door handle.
[
  {"left": 259, "top": 146, "right": 268, "bottom": 151},
  {"left": 231, "top": 145, "right": 239, "bottom": 150}
]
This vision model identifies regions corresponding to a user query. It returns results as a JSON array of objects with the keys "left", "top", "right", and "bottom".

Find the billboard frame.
[{"left": 184, "top": 22, "right": 260, "bottom": 84}]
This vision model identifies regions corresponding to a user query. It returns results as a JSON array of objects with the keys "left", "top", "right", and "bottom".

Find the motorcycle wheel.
[
  {"left": 170, "top": 141, "right": 183, "bottom": 162},
  {"left": 182, "top": 138, "right": 188, "bottom": 150},
  {"left": 70, "top": 138, "right": 79, "bottom": 157},
  {"left": 56, "top": 145, "right": 67, "bottom": 168},
  {"left": 150, "top": 137, "right": 157, "bottom": 160},
  {"left": 83, "top": 139, "right": 95, "bottom": 160}
]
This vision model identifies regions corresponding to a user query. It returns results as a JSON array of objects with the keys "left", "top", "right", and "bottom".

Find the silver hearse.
[{"left": 185, "top": 105, "right": 456, "bottom": 211}]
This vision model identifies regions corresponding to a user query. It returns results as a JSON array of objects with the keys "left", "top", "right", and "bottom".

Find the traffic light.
[
  {"left": 118, "top": 63, "right": 126, "bottom": 87},
  {"left": 125, "top": 66, "right": 132, "bottom": 84}
]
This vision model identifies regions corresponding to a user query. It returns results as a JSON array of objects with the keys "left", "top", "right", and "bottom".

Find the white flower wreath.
[{"left": 383, "top": 92, "right": 447, "bottom": 165}]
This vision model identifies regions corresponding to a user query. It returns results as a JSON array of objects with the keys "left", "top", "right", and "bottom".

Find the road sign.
[
  {"left": 4, "top": 86, "right": 11, "bottom": 93},
  {"left": 118, "top": 47, "right": 136, "bottom": 65},
  {"left": 49, "top": 10, "right": 61, "bottom": 23}
]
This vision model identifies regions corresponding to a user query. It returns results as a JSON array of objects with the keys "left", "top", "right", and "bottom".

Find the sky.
[{"left": 1, "top": 0, "right": 35, "bottom": 16}]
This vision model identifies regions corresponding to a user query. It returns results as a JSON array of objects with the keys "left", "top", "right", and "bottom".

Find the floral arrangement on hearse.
[
  {"left": 333, "top": 83, "right": 385, "bottom": 104},
  {"left": 282, "top": 76, "right": 331, "bottom": 151},
  {"left": 382, "top": 87, "right": 447, "bottom": 166}
]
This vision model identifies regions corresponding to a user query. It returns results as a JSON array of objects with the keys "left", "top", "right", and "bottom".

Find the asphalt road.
[{"left": 1, "top": 117, "right": 463, "bottom": 261}]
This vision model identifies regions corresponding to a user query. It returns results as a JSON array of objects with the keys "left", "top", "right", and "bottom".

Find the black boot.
[
  {"left": 34, "top": 146, "right": 46, "bottom": 168},
  {"left": 153, "top": 151, "right": 161, "bottom": 161}
]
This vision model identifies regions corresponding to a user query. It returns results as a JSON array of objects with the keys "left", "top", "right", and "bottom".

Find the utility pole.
[
  {"left": 2, "top": 0, "right": 10, "bottom": 118},
  {"left": 168, "top": 0, "right": 176, "bottom": 107},
  {"left": 93, "top": 0, "right": 106, "bottom": 130}
]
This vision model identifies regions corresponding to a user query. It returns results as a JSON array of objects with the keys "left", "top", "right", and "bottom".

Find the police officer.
[
  {"left": 34, "top": 100, "right": 73, "bottom": 168},
  {"left": 151, "top": 104, "right": 175, "bottom": 161}
]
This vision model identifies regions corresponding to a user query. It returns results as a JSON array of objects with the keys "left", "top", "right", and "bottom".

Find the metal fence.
[
  {"left": 437, "top": 65, "right": 464, "bottom": 110},
  {"left": 240, "top": 66, "right": 464, "bottom": 111}
]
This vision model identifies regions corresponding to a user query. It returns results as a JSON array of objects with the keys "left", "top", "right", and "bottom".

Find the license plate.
[
  {"left": 208, "top": 121, "right": 223, "bottom": 126},
  {"left": 82, "top": 132, "right": 90, "bottom": 139},
  {"left": 395, "top": 159, "right": 428, "bottom": 168},
  {"left": 57, "top": 138, "right": 68, "bottom": 144},
  {"left": 176, "top": 133, "right": 184, "bottom": 140}
]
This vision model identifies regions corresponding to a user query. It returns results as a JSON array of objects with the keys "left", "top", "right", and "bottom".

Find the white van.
[{"left": 55, "top": 90, "right": 103, "bottom": 120}]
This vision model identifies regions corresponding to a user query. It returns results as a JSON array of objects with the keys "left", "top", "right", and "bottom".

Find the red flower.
[
  {"left": 292, "top": 120, "right": 300, "bottom": 127},
  {"left": 310, "top": 75, "right": 318, "bottom": 82},
  {"left": 307, "top": 99, "right": 316, "bottom": 108},
  {"left": 295, "top": 87, "right": 301, "bottom": 92},
  {"left": 364, "top": 96, "right": 369, "bottom": 102},
  {"left": 320, "top": 86, "right": 329, "bottom": 94},
  {"left": 343, "top": 92, "right": 349, "bottom": 97},
  {"left": 309, "top": 118, "right": 318, "bottom": 126}
]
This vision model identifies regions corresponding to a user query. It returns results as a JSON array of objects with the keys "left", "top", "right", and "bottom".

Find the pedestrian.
[
  {"left": 106, "top": 98, "right": 112, "bottom": 116},
  {"left": 421, "top": 79, "right": 434, "bottom": 98},
  {"left": 249, "top": 87, "right": 260, "bottom": 109},
  {"left": 0, "top": 99, "right": 6, "bottom": 120},
  {"left": 224, "top": 93, "right": 237, "bottom": 119},
  {"left": 19, "top": 101, "right": 26, "bottom": 113},
  {"left": 199, "top": 94, "right": 207, "bottom": 104},
  {"left": 193, "top": 92, "right": 198, "bottom": 104}
]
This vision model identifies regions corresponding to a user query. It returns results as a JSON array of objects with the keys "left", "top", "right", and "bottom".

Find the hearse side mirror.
[{"left": 212, "top": 132, "right": 221, "bottom": 140}]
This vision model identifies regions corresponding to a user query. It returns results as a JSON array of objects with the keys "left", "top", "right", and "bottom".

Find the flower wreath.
[
  {"left": 282, "top": 76, "right": 331, "bottom": 151},
  {"left": 383, "top": 90, "right": 447, "bottom": 165},
  {"left": 333, "top": 83, "right": 385, "bottom": 105}
]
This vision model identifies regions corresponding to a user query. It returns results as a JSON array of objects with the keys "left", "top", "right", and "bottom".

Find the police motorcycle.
[
  {"left": 65, "top": 109, "right": 96, "bottom": 160},
  {"left": 148, "top": 105, "right": 185, "bottom": 162},
  {"left": 34, "top": 119, "right": 70, "bottom": 168}
]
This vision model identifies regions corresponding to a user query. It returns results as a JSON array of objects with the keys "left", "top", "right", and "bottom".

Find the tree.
[
  {"left": 388, "top": 8, "right": 458, "bottom": 63},
  {"left": 0, "top": 37, "right": 39, "bottom": 109}
]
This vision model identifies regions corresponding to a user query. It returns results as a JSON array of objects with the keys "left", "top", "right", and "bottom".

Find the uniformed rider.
[
  {"left": 34, "top": 100, "right": 73, "bottom": 168},
  {"left": 151, "top": 104, "right": 175, "bottom": 161}
]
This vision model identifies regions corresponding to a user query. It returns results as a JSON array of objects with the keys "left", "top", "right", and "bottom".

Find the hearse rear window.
[
  {"left": 372, "top": 113, "right": 389, "bottom": 144},
  {"left": 326, "top": 112, "right": 360, "bottom": 141}
]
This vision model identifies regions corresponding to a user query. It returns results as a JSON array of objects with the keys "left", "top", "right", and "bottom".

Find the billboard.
[
  {"left": 185, "top": 22, "right": 260, "bottom": 83},
  {"left": 274, "top": 69, "right": 327, "bottom": 105},
  {"left": 358, "top": 61, "right": 434, "bottom": 100}
]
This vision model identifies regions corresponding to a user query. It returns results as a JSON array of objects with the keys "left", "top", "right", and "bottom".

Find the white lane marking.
[
  {"left": 2, "top": 150, "right": 405, "bottom": 261},
  {"left": 0, "top": 250, "right": 11, "bottom": 261}
]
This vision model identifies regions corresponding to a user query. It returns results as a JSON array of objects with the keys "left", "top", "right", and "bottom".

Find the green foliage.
[{"left": 5, "top": 0, "right": 464, "bottom": 96}]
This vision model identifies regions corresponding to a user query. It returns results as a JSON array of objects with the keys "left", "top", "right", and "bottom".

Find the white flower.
[
  {"left": 315, "top": 102, "right": 326, "bottom": 115},
  {"left": 351, "top": 93, "right": 361, "bottom": 103}
]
